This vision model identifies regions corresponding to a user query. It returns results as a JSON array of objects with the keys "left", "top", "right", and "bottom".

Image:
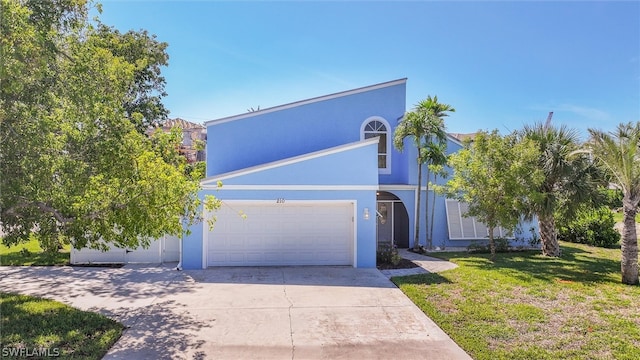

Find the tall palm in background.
[
  {"left": 395, "top": 111, "right": 427, "bottom": 250},
  {"left": 416, "top": 96, "right": 454, "bottom": 249},
  {"left": 394, "top": 96, "right": 453, "bottom": 250},
  {"left": 588, "top": 122, "right": 640, "bottom": 285},
  {"left": 521, "top": 123, "right": 597, "bottom": 257}
]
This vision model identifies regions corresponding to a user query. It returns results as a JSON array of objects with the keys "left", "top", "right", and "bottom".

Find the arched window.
[{"left": 361, "top": 117, "right": 391, "bottom": 173}]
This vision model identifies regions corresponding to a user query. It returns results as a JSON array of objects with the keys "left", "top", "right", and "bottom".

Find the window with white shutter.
[{"left": 444, "top": 199, "right": 514, "bottom": 239}]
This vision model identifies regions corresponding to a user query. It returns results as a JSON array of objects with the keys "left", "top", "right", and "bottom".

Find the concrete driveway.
[{"left": 0, "top": 265, "right": 470, "bottom": 359}]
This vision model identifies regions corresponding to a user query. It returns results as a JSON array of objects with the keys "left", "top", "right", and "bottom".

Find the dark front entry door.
[{"left": 393, "top": 202, "right": 409, "bottom": 248}]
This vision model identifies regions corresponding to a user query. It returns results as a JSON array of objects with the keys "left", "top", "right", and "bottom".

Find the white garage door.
[
  {"left": 71, "top": 235, "right": 180, "bottom": 264},
  {"left": 207, "top": 202, "right": 354, "bottom": 266}
]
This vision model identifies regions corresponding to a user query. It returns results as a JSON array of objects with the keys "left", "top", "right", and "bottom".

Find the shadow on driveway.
[
  {"left": 1, "top": 264, "right": 195, "bottom": 305},
  {"left": 101, "top": 300, "right": 211, "bottom": 360},
  {"left": 0, "top": 264, "right": 471, "bottom": 360}
]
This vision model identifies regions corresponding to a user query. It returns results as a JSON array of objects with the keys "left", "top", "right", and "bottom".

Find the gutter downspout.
[{"left": 176, "top": 235, "right": 183, "bottom": 271}]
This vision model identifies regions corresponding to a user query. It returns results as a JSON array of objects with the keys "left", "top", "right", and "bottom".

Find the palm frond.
[{"left": 588, "top": 122, "right": 640, "bottom": 205}]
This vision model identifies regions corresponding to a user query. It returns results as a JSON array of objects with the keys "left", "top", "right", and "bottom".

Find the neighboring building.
[
  {"left": 155, "top": 118, "right": 207, "bottom": 163},
  {"left": 72, "top": 79, "right": 536, "bottom": 267},
  {"left": 448, "top": 132, "right": 478, "bottom": 142}
]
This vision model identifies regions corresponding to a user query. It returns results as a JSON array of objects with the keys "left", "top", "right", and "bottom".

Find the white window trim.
[{"left": 360, "top": 116, "right": 391, "bottom": 174}]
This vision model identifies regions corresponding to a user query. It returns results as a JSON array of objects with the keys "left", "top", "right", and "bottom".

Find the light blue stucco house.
[{"left": 179, "top": 78, "right": 536, "bottom": 269}]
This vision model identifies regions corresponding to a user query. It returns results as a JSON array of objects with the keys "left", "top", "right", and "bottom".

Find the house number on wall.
[{"left": 276, "top": 198, "right": 286, "bottom": 204}]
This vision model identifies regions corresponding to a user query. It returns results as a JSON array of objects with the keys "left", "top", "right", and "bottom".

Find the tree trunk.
[
  {"left": 488, "top": 226, "right": 496, "bottom": 260},
  {"left": 620, "top": 198, "right": 639, "bottom": 285},
  {"left": 425, "top": 166, "right": 431, "bottom": 250},
  {"left": 430, "top": 174, "right": 438, "bottom": 249},
  {"left": 414, "top": 161, "right": 422, "bottom": 251},
  {"left": 538, "top": 213, "right": 560, "bottom": 257}
]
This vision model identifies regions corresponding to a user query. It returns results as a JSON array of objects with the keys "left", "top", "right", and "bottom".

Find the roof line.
[
  {"left": 204, "top": 78, "right": 408, "bottom": 126},
  {"left": 446, "top": 133, "right": 464, "bottom": 147},
  {"left": 201, "top": 137, "right": 380, "bottom": 184}
]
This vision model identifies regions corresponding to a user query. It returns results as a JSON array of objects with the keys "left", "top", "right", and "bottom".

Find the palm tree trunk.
[
  {"left": 425, "top": 166, "right": 431, "bottom": 250},
  {"left": 414, "top": 160, "right": 422, "bottom": 251},
  {"left": 621, "top": 198, "right": 639, "bottom": 285},
  {"left": 430, "top": 175, "right": 438, "bottom": 249},
  {"left": 538, "top": 213, "right": 560, "bottom": 257}
]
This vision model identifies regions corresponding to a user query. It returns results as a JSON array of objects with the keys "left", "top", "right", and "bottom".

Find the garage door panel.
[
  {"left": 72, "top": 235, "right": 177, "bottom": 264},
  {"left": 207, "top": 202, "right": 353, "bottom": 266},
  {"left": 72, "top": 248, "right": 126, "bottom": 264},
  {"left": 281, "top": 236, "right": 298, "bottom": 248}
]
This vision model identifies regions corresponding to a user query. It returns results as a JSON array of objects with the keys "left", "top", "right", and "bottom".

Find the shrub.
[
  {"left": 377, "top": 244, "right": 401, "bottom": 266},
  {"left": 600, "top": 188, "right": 623, "bottom": 209},
  {"left": 467, "top": 242, "right": 488, "bottom": 253},
  {"left": 494, "top": 237, "right": 510, "bottom": 252},
  {"left": 557, "top": 206, "right": 620, "bottom": 247},
  {"left": 528, "top": 227, "right": 541, "bottom": 247},
  {"left": 467, "top": 238, "right": 511, "bottom": 253}
]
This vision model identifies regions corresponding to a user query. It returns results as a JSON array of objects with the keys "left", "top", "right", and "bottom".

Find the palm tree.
[
  {"left": 394, "top": 96, "right": 454, "bottom": 251},
  {"left": 415, "top": 96, "right": 454, "bottom": 249},
  {"left": 588, "top": 122, "right": 640, "bottom": 285},
  {"left": 521, "top": 123, "right": 597, "bottom": 257},
  {"left": 427, "top": 154, "right": 448, "bottom": 248},
  {"left": 394, "top": 111, "right": 426, "bottom": 251}
]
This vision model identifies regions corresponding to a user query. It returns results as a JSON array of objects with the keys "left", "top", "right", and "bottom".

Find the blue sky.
[{"left": 98, "top": 1, "right": 639, "bottom": 138}]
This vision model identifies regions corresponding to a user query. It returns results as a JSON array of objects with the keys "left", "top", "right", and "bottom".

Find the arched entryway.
[{"left": 376, "top": 191, "right": 410, "bottom": 248}]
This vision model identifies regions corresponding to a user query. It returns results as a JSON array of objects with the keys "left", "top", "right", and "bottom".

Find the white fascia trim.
[
  {"left": 217, "top": 200, "right": 356, "bottom": 204},
  {"left": 205, "top": 78, "right": 408, "bottom": 126},
  {"left": 201, "top": 137, "right": 380, "bottom": 185},
  {"left": 446, "top": 133, "right": 465, "bottom": 147},
  {"left": 203, "top": 185, "right": 379, "bottom": 190},
  {"left": 378, "top": 184, "right": 416, "bottom": 191},
  {"left": 377, "top": 185, "right": 438, "bottom": 191}
]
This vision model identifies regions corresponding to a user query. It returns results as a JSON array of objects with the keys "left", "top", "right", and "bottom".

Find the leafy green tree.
[
  {"left": 447, "top": 131, "right": 542, "bottom": 258},
  {"left": 520, "top": 123, "right": 599, "bottom": 257},
  {"left": 92, "top": 24, "right": 170, "bottom": 133},
  {"left": 0, "top": 0, "right": 217, "bottom": 252},
  {"left": 394, "top": 96, "right": 453, "bottom": 250},
  {"left": 588, "top": 122, "right": 640, "bottom": 285}
]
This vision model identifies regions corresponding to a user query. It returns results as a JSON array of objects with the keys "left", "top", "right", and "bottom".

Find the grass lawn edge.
[{"left": 1, "top": 292, "right": 124, "bottom": 359}]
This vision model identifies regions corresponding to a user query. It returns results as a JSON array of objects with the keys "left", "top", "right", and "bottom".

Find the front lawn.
[
  {"left": 0, "top": 293, "right": 123, "bottom": 359},
  {"left": 394, "top": 241, "right": 640, "bottom": 360},
  {"left": 0, "top": 237, "right": 70, "bottom": 266}
]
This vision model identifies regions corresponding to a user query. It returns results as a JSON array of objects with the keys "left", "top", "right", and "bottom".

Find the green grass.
[
  {"left": 0, "top": 237, "right": 70, "bottom": 266},
  {"left": 394, "top": 241, "right": 640, "bottom": 360},
  {"left": 0, "top": 293, "right": 123, "bottom": 359}
]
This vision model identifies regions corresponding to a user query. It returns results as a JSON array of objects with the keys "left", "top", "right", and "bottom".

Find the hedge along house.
[{"left": 179, "top": 78, "right": 537, "bottom": 270}]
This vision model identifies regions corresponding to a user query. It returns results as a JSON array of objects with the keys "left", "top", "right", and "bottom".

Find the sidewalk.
[{"left": 380, "top": 248, "right": 459, "bottom": 278}]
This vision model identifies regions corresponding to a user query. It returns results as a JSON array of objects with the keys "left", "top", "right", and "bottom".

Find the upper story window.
[{"left": 361, "top": 117, "right": 391, "bottom": 174}]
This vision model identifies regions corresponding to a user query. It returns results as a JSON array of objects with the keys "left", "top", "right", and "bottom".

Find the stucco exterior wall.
[{"left": 206, "top": 81, "right": 406, "bottom": 182}]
